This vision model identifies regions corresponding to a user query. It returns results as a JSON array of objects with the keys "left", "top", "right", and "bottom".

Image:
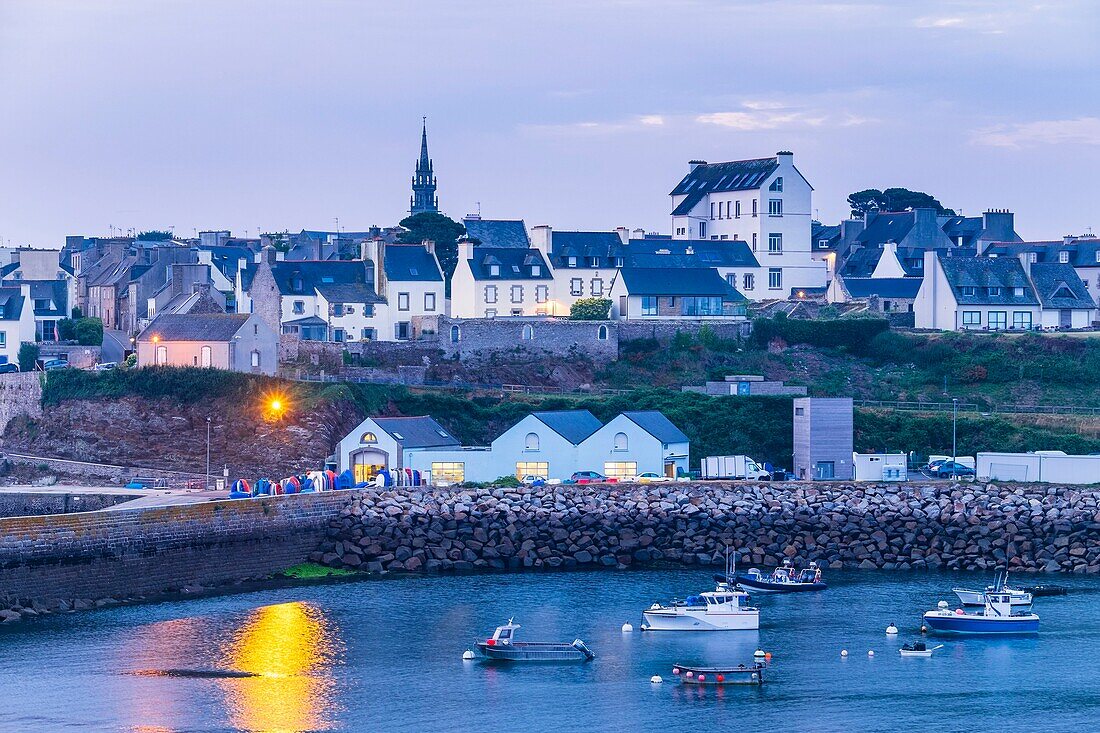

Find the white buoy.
[
  {"left": 622, "top": 622, "right": 634, "bottom": 633},
  {"left": 462, "top": 649, "right": 475, "bottom": 661},
  {"left": 868, "top": 650, "right": 875, "bottom": 657},
  {"left": 886, "top": 624, "right": 899, "bottom": 635},
  {"left": 841, "top": 649, "right": 848, "bottom": 657},
  {"left": 753, "top": 649, "right": 766, "bottom": 659},
  {"left": 650, "top": 675, "right": 663, "bottom": 684}
]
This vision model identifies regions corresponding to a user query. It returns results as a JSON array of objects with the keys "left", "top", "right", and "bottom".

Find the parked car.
[
  {"left": 42, "top": 359, "right": 70, "bottom": 371},
  {"left": 520, "top": 474, "right": 546, "bottom": 487},
  {"left": 928, "top": 461, "right": 975, "bottom": 479},
  {"left": 93, "top": 361, "right": 118, "bottom": 371},
  {"left": 0, "top": 363, "right": 19, "bottom": 374},
  {"left": 569, "top": 470, "right": 611, "bottom": 484},
  {"left": 630, "top": 472, "right": 672, "bottom": 483}
]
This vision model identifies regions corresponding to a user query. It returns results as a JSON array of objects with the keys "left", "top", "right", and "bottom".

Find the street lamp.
[
  {"left": 951, "top": 398, "right": 959, "bottom": 478},
  {"left": 206, "top": 417, "right": 212, "bottom": 490}
]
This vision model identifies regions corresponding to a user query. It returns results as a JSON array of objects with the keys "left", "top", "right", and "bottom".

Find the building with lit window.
[{"left": 135, "top": 312, "right": 278, "bottom": 375}]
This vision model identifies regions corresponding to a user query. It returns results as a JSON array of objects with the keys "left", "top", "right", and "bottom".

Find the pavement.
[{"left": 0, "top": 484, "right": 229, "bottom": 510}]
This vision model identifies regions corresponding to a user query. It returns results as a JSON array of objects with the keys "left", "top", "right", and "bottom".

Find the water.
[{"left": 2, "top": 568, "right": 1099, "bottom": 733}]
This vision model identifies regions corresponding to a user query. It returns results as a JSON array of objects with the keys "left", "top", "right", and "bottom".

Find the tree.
[
  {"left": 71, "top": 306, "right": 83, "bottom": 320},
  {"left": 570, "top": 297, "right": 612, "bottom": 320},
  {"left": 74, "top": 317, "right": 104, "bottom": 346},
  {"left": 397, "top": 212, "right": 466, "bottom": 289},
  {"left": 847, "top": 188, "right": 956, "bottom": 218},
  {"left": 136, "top": 230, "right": 174, "bottom": 241},
  {"left": 18, "top": 343, "right": 39, "bottom": 372},
  {"left": 56, "top": 318, "right": 77, "bottom": 342}
]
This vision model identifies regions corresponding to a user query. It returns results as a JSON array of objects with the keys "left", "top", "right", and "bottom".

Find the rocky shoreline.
[{"left": 316, "top": 482, "right": 1100, "bottom": 575}]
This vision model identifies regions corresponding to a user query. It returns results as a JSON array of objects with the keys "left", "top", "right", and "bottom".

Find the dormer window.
[
  {"left": 1059, "top": 251, "right": 1070, "bottom": 263},
  {"left": 588, "top": 256, "right": 599, "bottom": 267},
  {"left": 961, "top": 286, "right": 976, "bottom": 296},
  {"left": 769, "top": 176, "right": 784, "bottom": 192},
  {"left": 614, "top": 257, "right": 624, "bottom": 267},
  {"left": 1013, "top": 287, "right": 1025, "bottom": 297},
  {"left": 489, "top": 264, "right": 500, "bottom": 276},
  {"left": 291, "top": 275, "right": 304, "bottom": 293},
  {"left": 531, "top": 265, "right": 541, "bottom": 276},
  {"left": 987, "top": 287, "right": 1001, "bottom": 296},
  {"left": 1029, "top": 252, "right": 1038, "bottom": 264},
  {"left": 567, "top": 256, "right": 577, "bottom": 268}
]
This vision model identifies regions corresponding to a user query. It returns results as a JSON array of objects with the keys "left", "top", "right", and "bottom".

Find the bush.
[
  {"left": 18, "top": 343, "right": 39, "bottom": 372},
  {"left": 752, "top": 316, "right": 889, "bottom": 354},
  {"left": 56, "top": 319, "right": 77, "bottom": 342},
  {"left": 74, "top": 317, "right": 103, "bottom": 346},
  {"left": 570, "top": 297, "right": 611, "bottom": 320}
]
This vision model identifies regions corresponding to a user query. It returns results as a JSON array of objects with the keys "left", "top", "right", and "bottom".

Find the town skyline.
[{"left": 1, "top": 0, "right": 1098, "bottom": 247}]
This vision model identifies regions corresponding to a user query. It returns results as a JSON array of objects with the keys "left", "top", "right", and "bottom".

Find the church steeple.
[{"left": 410, "top": 117, "right": 439, "bottom": 215}]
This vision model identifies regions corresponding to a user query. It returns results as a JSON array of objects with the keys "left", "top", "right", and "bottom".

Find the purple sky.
[{"left": 0, "top": 0, "right": 1097, "bottom": 247}]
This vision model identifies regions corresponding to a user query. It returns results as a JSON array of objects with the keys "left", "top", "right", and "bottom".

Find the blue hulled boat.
[
  {"left": 732, "top": 559, "right": 827, "bottom": 594},
  {"left": 923, "top": 593, "right": 1039, "bottom": 635}
]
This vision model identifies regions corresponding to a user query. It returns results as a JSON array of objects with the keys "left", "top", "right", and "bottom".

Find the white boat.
[
  {"left": 641, "top": 582, "right": 759, "bottom": 631},
  {"left": 953, "top": 571, "right": 1032, "bottom": 607},
  {"left": 899, "top": 641, "right": 943, "bottom": 657},
  {"left": 923, "top": 595, "right": 1040, "bottom": 636}
]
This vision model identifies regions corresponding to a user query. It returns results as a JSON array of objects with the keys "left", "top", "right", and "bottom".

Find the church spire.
[{"left": 410, "top": 117, "right": 439, "bottom": 215}]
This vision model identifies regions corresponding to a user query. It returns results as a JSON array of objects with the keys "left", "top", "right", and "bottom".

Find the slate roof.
[
  {"left": 984, "top": 239, "right": 1100, "bottom": 268},
  {"left": 549, "top": 231, "right": 626, "bottom": 269},
  {"left": 811, "top": 222, "right": 842, "bottom": 250},
  {"left": 384, "top": 244, "right": 443, "bottom": 282},
  {"left": 938, "top": 256, "right": 1038, "bottom": 306},
  {"left": 838, "top": 247, "right": 884, "bottom": 278},
  {"left": 530, "top": 410, "right": 603, "bottom": 445},
  {"left": 1029, "top": 263, "right": 1096, "bottom": 310},
  {"left": 270, "top": 261, "right": 370, "bottom": 295},
  {"left": 467, "top": 247, "right": 553, "bottom": 281},
  {"left": 27, "top": 280, "right": 68, "bottom": 316},
  {"left": 0, "top": 288, "right": 25, "bottom": 321},
  {"left": 139, "top": 313, "right": 250, "bottom": 342},
  {"left": 463, "top": 219, "right": 530, "bottom": 249},
  {"left": 669, "top": 158, "right": 779, "bottom": 216},
  {"left": 624, "top": 239, "right": 760, "bottom": 268},
  {"left": 621, "top": 411, "right": 689, "bottom": 444},
  {"left": 618, "top": 267, "right": 746, "bottom": 300},
  {"left": 315, "top": 282, "right": 384, "bottom": 304},
  {"left": 856, "top": 212, "right": 915, "bottom": 247},
  {"left": 372, "top": 416, "right": 460, "bottom": 449},
  {"left": 940, "top": 216, "right": 984, "bottom": 247},
  {"left": 841, "top": 277, "right": 923, "bottom": 299}
]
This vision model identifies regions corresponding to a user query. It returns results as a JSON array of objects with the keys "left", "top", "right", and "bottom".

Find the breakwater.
[{"left": 318, "top": 482, "right": 1100, "bottom": 575}]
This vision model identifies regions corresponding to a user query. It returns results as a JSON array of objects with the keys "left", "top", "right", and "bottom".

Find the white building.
[
  {"left": 450, "top": 239, "right": 554, "bottom": 318},
  {"left": 915, "top": 251, "right": 1096, "bottom": 331},
  {"left": 337, "top": 410, "right": 691, "bottom": 484},
  {"left": 0, "top": 284, "right": 36, "bottom": 366},
  {"left": 608, "top": 267, "right": 748, "bottom": 320},
  {"left": 976, "top": 451, "right": 1100, "bottom": 484},
  {"left": 852, "top": 452, "right": 909, "bottom": 481},
  {"left": 668, "top": 152, "right": 826, "bottom": 296}
]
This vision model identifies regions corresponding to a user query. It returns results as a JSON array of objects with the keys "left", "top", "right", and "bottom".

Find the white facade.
[
  {"left": 852, "top": 453, "right": 909, "bottom": 481},
  {"left": 450, "top": 240, "right": 553, "bottom": 318},
  {"left": 0, "top": 284, "right": 36, "bottom": 366},
  {"left": 976, "top": 451, "right": 1100, "bottom": 484}
]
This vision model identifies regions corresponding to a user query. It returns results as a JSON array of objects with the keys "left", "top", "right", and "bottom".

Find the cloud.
[
  {"left": 639, "top": 115, "right": 665, "bottom": 126},
  {"left": 972, "top": 117, "right": 1100, "bottom": 148},
  {"left": 695, "top": 100, "right": 873, "bottom": 131},
  {"left": 913, "top": 15, "right": 967, "bottom": 28},
  {"left": 521, "top": 114, "right": 668, "bottom": 137}
]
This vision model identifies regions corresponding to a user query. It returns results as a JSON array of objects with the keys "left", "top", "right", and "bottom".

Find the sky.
[{"left": 0, "top": 0, "right": 1097, "bottom": 248}]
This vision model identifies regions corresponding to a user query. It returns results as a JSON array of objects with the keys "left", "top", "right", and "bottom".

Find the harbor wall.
[
  {"left": 318, "top": 482, "right": 1100, "bottom": 575},
  {"left": 0, "top": 492, "right": 347, "bottom": 621}
]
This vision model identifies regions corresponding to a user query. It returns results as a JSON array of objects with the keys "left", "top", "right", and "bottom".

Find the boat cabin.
[{"left": 488, "top": 621, "right": 520, "bottom": 645}]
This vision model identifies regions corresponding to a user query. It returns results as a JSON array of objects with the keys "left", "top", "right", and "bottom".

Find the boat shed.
[{"left": 976, "top": 451, "right": 1100, "bottom": 484}]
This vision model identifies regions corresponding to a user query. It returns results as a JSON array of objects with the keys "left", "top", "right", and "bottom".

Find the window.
[
  {"left": 531, "top": 265, "right": 541, "bottom": 276},
  {"left": 360, "top": 432, "right": 378, "bottom": 444},
  {"left": 591, "top": 278, "right": 604, "bottom": 296},
  {"left": 450, "top": 325, "right": 461, "bottom": 342},
  {"left": 1029, "top": 252, "right": 1038, "bottom": 264},
  {"left": 604, "top": 461, "right": 638, "bottom": 479},
  {"left": 398, "top": 292, "right": 410, "bottom": 311},
  {"left": 597, "top": 325, "right": 608, "bottom": 340},
  {"left": 962, "top": 311, "right": 981, "bottom": 326},
  {"left": 424, "top": 293, "right": 436, "bottom": 311},
  {"left": 614, "top": 257, "right": 624, "bottom": 267},
  {"left": 250, "top": 350, "right": 260, "bottom": 367},
  {"left": 1096, "top": 251, "right": 1100, "bottom": 264},
  {"left": 513, "top": 461, "right": 550, "bottom": 480},
  {"left": 768, "top": 233, "right": 783, "bottom": 253},
  {"left": 511, "top": 285, "right": 523, "bottom": 303},
  {"left": 364, "top": 304, "right": 375, "bottom": 317},
  {"left": 431, "top": 462, "right": 465, "bottom": 484},
  {"left": 361, "top": 327, "right": 375, "bottom": 340},
  {"left": 524, "top": 432, "right": 540, "bottom": 450},
  {"left": 1059, "top": 251, "right": 1070, "bottom": 263},
  {"left": 156, "top": 345, "right": 167, "bottom": 365},
  {"left": 485, "top": 309, "right": 497, "bottom": 318},
  {"left": 332, "top": 303, "right": 345, "bottom": 317},
  {"left": 768, "top": 199, "right": 783, "bottom": 216},
  {"left": 768, "top": 268, "right": 782, "bottom": 290},
  {"left": 1013, "top": 311, "right": 1032, "bottom": 329},
  {"left": 752, "top": 199, "right": 758, "bottom": 217},
  {"left": 988, "top": 311, "right": 1007, "bottom": 330},
  {"left": 795, "top": 407, "right": 804, "bottom": 416},
  {"left": 292, "top": 300, "right": 305, "bottom": 314},
  {"left": 769, "top": 176, "right": 783, "bottom": 192},
  {"left": 681, "top": 296, "right": 723, "bottom": 316},
  {"left": 699, "top": 221, "right": 707, "bottom": 239},
  {"left": 333, "top": 328, "right": 345, "bottom": 342},
  {"left": 570, "top": 279, "right": 583, "bottom": 296},
  {"left": 735, "top": 200, "right": 741, "bottom": 218},
  {"left": 710, "top": 202, "right": 715, "bottom": 220},
  {"left": 395, "top": 322, "right": 410, "bottom": 340},
  {"left": 345, "top": 306, "right": 355, "bottom": 315},
  {"left": 200, "top": 345, "right": 212, "bottom": 367},
  {"left": 961, "top": 286, "right": 976, "bottom": 296},
  {"left": 987, "top": 287, "right": 1001, "bottom": 297},
  {"left": 751, "top": 233, "right": 757, "bottom": 251},
  {"left": 567, "top": 256, "right": 577, "bottom": 267},
  {"left": 489, "top": 264, "right": 500, "bottom": 276},
  {"left": 33, "top": 298, "right": 50, "bottom": 311},
  {"left": 485, "top": 285, "right": 498, "bottom": 304},
  {"left": 613, "top": 432, "right": 629, "bottom": 451},
  {"left": 521, "top": 324, "right": 534, "bottom": 340},
  {"left": 510, "top": 308, "right": 522, "bottom": 316},
  {"left": 0, "top": 332, "right": 5, "bottom": 347},
  {"left": 535, "top": 285, "right": 549, "bottom": 303},
  {"left": 641, "top": 296, "right": 658, "bottom": 316}
]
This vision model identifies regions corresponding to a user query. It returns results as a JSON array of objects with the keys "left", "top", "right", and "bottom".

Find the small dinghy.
[
  {"left": 733, "top": 559, "right": 827, "bottom": 594},
  {"left": 899, "top": 641, "right": 943, "bottom": 658},
  {"left": 672, "top": 663, "right": 765, "bottom": 686},
  {"left": 475, "top": 619, "right": 595, "bottom": 662},
  {"left": 1021, "top": 584, "right": 1068, "bottom": 598}
]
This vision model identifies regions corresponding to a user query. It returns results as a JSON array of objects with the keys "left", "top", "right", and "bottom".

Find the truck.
[{"left": 701, "top": 455, "right": 771, "bottom": 480}]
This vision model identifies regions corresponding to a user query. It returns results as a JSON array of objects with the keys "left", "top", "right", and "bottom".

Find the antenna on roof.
[{"left": 476, "top": 201, "right": 481, "bottom": 217}]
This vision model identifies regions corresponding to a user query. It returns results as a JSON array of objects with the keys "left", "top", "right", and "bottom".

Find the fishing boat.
[
  {"left": 923, "top": 593, "right": 1040, "bottom": 635},
  {"left": 475, "top": 620, "right": 595, "bottom": 662},
  {"left": 642, "top": 581, "right": 759, "bottom": 631},
  {"left": 899, "top": 641, "right": 943, "bottom": 658},
  {"left": 953, "top": 571, "right": 1032, "bottom": 607},
  {"left": 672, "top": 663, "right": 765, "bottom": 686},
  {"left": 733, "top": 559, "right": 827, "bottom": 594}
]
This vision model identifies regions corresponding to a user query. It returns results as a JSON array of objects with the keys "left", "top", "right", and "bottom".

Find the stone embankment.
[{"left": 317, "top": 482, "right": 1100, "bottom": 574}]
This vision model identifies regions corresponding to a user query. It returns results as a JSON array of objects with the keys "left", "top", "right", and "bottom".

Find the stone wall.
[
  {"left": 0, "top": 491, "right": 348, "bottom": 610},
  {"left": 38, "top": 344, "right": 102, "bottom": 369},
  {"left": 618, "top": 320, "right": 752, "bottom": 343},
  {"left": 0, "top": 492, "right": 135, "bottom": 518},
  {"left": 437, "top": 318, "right": 617, "bottom": 363},
  {"left": 319, "top": 482, "right": 1100, "bottom": 575},
  {"left": 0, "top": 372, "right": 42, "bottom": 433},
  {"left": 3, "top": 452, "right": 206, "bottom": 487}
]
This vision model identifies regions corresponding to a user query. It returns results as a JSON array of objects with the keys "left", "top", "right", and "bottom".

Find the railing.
[
  {"left": 855, "top": 400, "right": 1100, "bottom": 417},
  {"left": 290, "top": 372, "right": 633, "bottom": 397}
]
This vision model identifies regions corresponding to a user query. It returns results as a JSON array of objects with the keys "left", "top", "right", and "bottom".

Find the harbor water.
[{"left": 2, "top": 568, "right": 1098, "bottom": 732}]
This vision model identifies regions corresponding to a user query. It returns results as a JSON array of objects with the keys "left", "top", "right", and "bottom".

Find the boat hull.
[
  {"left": 476, "top": 641, "right": 594, "bottom": 662},
  {"left": 642, "top": 608, "right": 759, "bottom": 631},
  {"left": 674, "top": 664, "right": 764, "bottom": 686},
  {"left": 735, "top": 577, "right": 827, "bottom": 594},
  {"left": 923, "top": 612, "right": 1039, "bottom": 635}
]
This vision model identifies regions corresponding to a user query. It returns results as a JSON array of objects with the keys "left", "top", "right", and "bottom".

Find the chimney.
[
  {"left": 981, "top": 209, "right": 1016, "bottom": 248},
  {"left": 422, "top": 239, "right": 435, "bottom": 255},
  {"left": 615, "top": 226, "right": 630, "bottom": 245},
  {"left": 375, "top": 242, "right": 387, "bottom": 298},
  {"left": 458, "top": 236, "right": 474, "bottom": 263},
  {"left": 530, "top": 225, "right": 552, "bottom": 256},
  {"left": 688, "top": 159, "right": 707, "bottom": 173},
  {"left": 840, "top": 218, "right": 865, "bottom": 244},
  {"left": 360, "top": 239, "right": 379, "bottom": 266},
  {"left": 776, "top": 150, "right": 794, "bottom": 166},
  {"left": 261, "top": 244, "right": 278, "bottom": 264},
  {"left": 1018, "top": 251, "right": 1033, "bottom": 278},
  {"left": 632, "top": 228, "right": 645, "bottom": 240}
]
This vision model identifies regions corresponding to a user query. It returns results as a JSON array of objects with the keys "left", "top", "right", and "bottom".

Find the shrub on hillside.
[
  {"left": 18, "top": 343, "right": 39, "bottom": 372},
  {"left": 569, "top": 297, "right": 612, "bottom": 320},
  {"left": 74, "top": 317, "right": 104, "bottom": 346},
  {"left": 752, "top": 316, "right": 889, "bottom": 354}
]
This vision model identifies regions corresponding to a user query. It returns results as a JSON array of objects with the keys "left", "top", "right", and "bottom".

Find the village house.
[
  {"left": 608, "top": 267, "right": 748, "bottom": 320},
  {"left": 449, "top": 239, "right": 554, "bottom": 318},
  {"left": 0, "top": 284, "right": 36, "bottom": 366},
  {"left": 136, "top": 312, "right": 278, "bottom": 374}
]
